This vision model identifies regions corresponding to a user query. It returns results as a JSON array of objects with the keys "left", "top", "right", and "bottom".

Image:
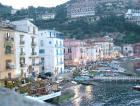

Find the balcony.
[
  {"left": 55, "top": 44, "right": 64, "bottom": 48},
  {"left": 6, "top": 65, "right": 14, "bottom": 70},
  {"left": 31, "top": 42, "right": 36, "bottom": 47},
  {"left": 32, "top": 52, "right": 37, "bottom": 55},
  {"left": 20, "top": 41, "right": 25, "bottom": 45},
  {"left": 5, "top": 50, "right": 13, "bottom": 54},
  {"left": 32, "top": 63, "right": 40, "bottom": 67},
  {"left": 20, "top": 63, "right": 26, "bottom": 67},
  {"left": 5, "top": 38, "right": 14, "bottom": 42},
  {"left": 20, "top": 52, "right": 26, "bottom": 56}
]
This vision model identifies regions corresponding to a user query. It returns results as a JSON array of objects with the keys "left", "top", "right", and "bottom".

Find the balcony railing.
[
  {"left": 20, "top": 52, "right": 26, "bottom": 56},
  {"left": 20, "top": 41, "right": 25, "bottom": 45},
  {"left": 32, "top": 63, "right": 40, "bottom": 66},
  {"left": 6, "top": 65, "right": 14, "bottom": 70},
  {"left": 20, "top": 63, "right": 26, "bottom": 67},
  {"left": 32, "top": 52, "right": 37, "bottom": 55},
  {"left": 31, "top": 42, "right": 36, "bottom": 46},
  {"left": 5, "top": 38, "right": 14, "bottom": 42},
  {"left": 5, "top": 50, "right": 13, "bottom": 54}
]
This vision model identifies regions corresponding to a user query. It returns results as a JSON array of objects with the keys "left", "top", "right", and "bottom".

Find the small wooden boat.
[{"left": 133, "top": 85, "right": 140, "bottom": 91}]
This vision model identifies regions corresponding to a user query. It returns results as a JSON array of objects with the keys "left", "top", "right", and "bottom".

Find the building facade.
[
  {"left": 67, "top": 0, "right": 96, "bottom": 18},
  {"left": 12, "top": 19, "right": 39, "bottom": 78},
  {"left": 134, "top": 43, "right": 140, "bottom": 57},
  {"left": 64, "top": 38, "right": 87, "bottom": 66},
  {"left": 38, "top": 30, "right": 64, "bottom": 75},
  {"left": 122, "top": 44, "right": 134, "bottom": 57},
  {"left": 125, "top": 9, "right": 140, "bottom": 25},
  {"left": 84, "top": 36, "right": 114, "bottom": 60},
  {"left": 0, "top": 28, "right": 16, "bottom": 79}
]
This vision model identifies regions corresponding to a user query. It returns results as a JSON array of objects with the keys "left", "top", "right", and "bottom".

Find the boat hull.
[{"left": 133, "top": 86, "right": 140, "bottom": 91}]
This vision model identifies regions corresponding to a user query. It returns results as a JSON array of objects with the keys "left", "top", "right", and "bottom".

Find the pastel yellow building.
[{"left": 0, "top": 27, "right": 16, "bottom": 79}]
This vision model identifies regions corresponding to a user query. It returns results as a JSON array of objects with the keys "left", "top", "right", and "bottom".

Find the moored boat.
[{"left": 133, "top": 85, "right": 140, "bottom": 91}]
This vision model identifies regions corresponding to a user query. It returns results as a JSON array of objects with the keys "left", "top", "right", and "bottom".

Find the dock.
[
  {"left": 26, "top": 91, "right": 61, "bottom": 102},
  {"left": 93, "top": 76, "right": 140, "bottom": 81}
]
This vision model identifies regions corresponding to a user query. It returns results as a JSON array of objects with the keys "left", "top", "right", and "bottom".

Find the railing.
[
  {"left": 93, "top": 76, "right": 140, "bottom": 81},
  {"left": 32, "top": 52, "right": 37, "bottom": 55},
  {"left": 20, "top": 64, "right": 26, "bottom": 67},
  {"left": 6, "top": 65, "right": 14, "bottom": 70},
  {"left": 20, "top": 41, "right": 25, "bottom": 45},
  {"left": 31, "top": 42, "right": 36, "bottom": 46},
  {"left": 5, "top": 50, "right": 13, "bottom": 54},
  {"left": 5, "top": 38, "right": 14, "bottom": 42},
  {"left": 20, "top": 52, "right": 26, "bottom": 55},
  {"left": 32, "top": 63, "right": 40, "bottom": 66}
]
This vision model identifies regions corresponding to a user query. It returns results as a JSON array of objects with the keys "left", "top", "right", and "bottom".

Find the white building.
[
  {"left": 38, "top": 30, "right": 64, "bottom": 75},
  {"left": 84, "top": 36, "right": 114, "bottom": 60},
  {"left": 41, "top": 13, "right": 55, "bottom": 20},
  {"left": 67, "top": 0, "right": 95, "bottom": 18},
  {"left": 11, "top": 19, "right": 39, "bottom": 77},
  {"left": 86, "top": 44, "right": 103, "bottom": 61},
  {"left": 11, "top": 9, "right": 18, "bottom": 15},
  {"left": 125, "top": 9, "right": 140, "bottom": 25},
  {"left": 122, "top": 44, "right": 134, "bottom": 57}
]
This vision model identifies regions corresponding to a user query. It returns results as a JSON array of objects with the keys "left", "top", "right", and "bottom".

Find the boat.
[
  {"left": 80, "top": 81, "right": 93, "bottom": 85},
  {"left": 133, "top": 85, "right": 140, "bottom": 91}
]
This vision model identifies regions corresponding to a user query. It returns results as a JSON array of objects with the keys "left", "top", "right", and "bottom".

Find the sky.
[{"left": 0, "top": 0, "right": 69, "bottom": 9}]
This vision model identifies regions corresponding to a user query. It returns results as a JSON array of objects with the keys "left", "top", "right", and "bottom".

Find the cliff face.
[{"left": 0, "top": 87, "right": 54, "bottom": 106}]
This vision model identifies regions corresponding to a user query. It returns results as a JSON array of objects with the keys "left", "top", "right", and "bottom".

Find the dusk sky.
[{"left": 0, "top": 0, "right": 69, "bottom": 9}]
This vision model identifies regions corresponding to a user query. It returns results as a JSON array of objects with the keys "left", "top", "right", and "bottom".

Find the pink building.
[{"left": 64, "top": 39, "right": 87, "bottom": 66}]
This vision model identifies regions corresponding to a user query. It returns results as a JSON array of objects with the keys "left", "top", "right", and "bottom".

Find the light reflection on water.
[
  {"left": 60, "top": 82, "right": 140, "bottom": 106},
  {"left": 85, "top": 86, "right": 93, "bottom": 99}
]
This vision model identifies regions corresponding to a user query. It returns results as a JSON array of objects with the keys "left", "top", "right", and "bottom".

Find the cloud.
[{"left": 0, "top": 0, "right": 69, "bottom": 9}]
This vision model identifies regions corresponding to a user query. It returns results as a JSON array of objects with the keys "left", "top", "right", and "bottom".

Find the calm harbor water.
[{"left": 59, "top": 82, "right": 140, "bottom": 106}]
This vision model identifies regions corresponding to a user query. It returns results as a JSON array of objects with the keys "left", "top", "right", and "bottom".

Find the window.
[
  {"left": 56, "top": 40, "right": 58, "bottom": 46},
  {"left": 60, "top": 49, "right": 62, "bottom": 55},
  {"left": 68, "top": 48, "right": 72, "bottom": 53},
  {"left": 5, "top": 46, "right": 12, "bottom": 54},
  {"left": 39, "top": 49, "right": 45, "bottom": 54},
  {"left": 41, "top": 57, "right": 44, "bottom": 64},
  {"left": 6, "top": 60, "right": 11, "bottom": 69},
  {"left": 49, "top": 41, "right": 52, "bottom": 44},
  {"left": 56, "top": 49, "right": 58, "bottom": 55},
  {"left": 50, "top": 32, "right": 52, "bottom": 37},
  {"left": 69, "top": 56, "right": 72, "bottom": 60}
]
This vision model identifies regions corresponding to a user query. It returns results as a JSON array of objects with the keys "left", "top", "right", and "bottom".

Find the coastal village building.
[
  {"left": 40, "top": 13, "right": 55, "bottom": 20},
  {"left": 67, "top": 0, "right": 96, "bottom": 18},
  {"left": 0, "top": 19, "right": 39, "bottom": 79},
  {"left": 134, "top": 43, "right": 140, "bottom": 57},
  {"left": 112, "top": 46, "right": 122, "bottom": 58},
  {"left": 12, "top": 19, "right": 39, "bottom": 78},
  {"left": 125, "top": 9, "right": 140, "bottom": 25},
  {"left": 84, "top": 36, "right": 114, "bottom": 60},
  {"left": 38, "top": 30, "right": 64, "bottom": 75},
  {"left": 64, "top": 38, "right": 87, "bottom": 66},
  {"left": 0, "top": 27, "right": 16, "bottom": 79},
  {"left": 122, "top": 44, "right": 134, "bottom": 57},
  {"left": 85, "top": 44, "right": 103, "bottom": 61}
]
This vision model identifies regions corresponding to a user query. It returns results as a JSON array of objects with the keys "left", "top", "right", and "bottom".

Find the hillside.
[
  {"left": 0, "top": 3, "right": 12, "bottom": 18},
  {"left": 0, "top": 0, "right": 140, "bottom": 45}
]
